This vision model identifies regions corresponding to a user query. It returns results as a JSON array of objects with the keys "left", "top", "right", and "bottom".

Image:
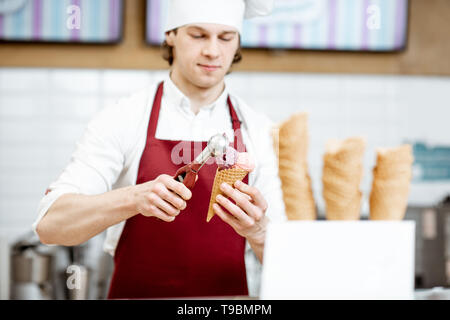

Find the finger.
[
  {"left": 234, "top": 180, "right": 268, "bottom": 213},
  {"left": 216, "top": 194, "right": 254, "bottom": 227},
  {"left": 220, "top": 183, "right": 263, "bottom": 221},
  {"left": 160, "top": 175, "right": 192, "bottom": 200},
  {"left": 213, "top": 203, "right": 239, "bottom": 229},
  {"left": 153, "top": 183, "right": 187, "bottom": 210},
  {"left": 143, "top": 203, "right": 175, "bottom": 222},
  {"left": 152, "top": 195, "right": 180, "bottom": 217},
  {"left": 225, "top": 185, "right": 252, "bottom": 201}
]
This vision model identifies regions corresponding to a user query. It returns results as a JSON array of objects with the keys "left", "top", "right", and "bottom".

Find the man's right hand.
[{"left": 132, "top": 174, "right": 192, "bottom": 222}]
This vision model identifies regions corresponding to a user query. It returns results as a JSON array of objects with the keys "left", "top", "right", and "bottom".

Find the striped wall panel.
[
  {"left": 146, "top": 0, "right": 408, "bottom": 52},
  {"left": 0, "top": 0, "right": 123, "bottom": 43}
]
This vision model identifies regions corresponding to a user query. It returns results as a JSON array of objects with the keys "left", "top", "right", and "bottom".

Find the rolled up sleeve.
[{"left": 32, "top": 104, "right": 125, "bottom": 238}]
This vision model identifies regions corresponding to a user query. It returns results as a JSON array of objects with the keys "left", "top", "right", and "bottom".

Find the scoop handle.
[{"left": 173, "top": 163, "right": 201, "bottom": 190}]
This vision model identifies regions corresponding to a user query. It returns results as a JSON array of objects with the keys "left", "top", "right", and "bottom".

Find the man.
[{"left": 34, "top": 0, "right": 286, "bottom": 299}]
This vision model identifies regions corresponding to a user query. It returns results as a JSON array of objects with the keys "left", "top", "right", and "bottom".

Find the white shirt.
[{"left": 33, "top": 73, "right": 286, "bottom": 297}]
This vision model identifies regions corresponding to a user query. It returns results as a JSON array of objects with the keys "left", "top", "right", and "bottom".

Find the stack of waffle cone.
[
  {"left": 322, "top": 137, "right": 366, "bottom": 220},
  {"left": 369, "top": 145, "right": 413, "bottom": 220},
  {"left": 206, "top": 167, "right": 248, "bottom": 222},
  {"left": 274, "top": 112, "right": 316, "bottom": 220}
]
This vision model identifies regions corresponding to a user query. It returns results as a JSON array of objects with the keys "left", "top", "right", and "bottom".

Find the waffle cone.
[
  {"left": 274, "top": 112, "right": 316, "bottom": 220},
  {"left": 376, "top": 145, "right": 414, "bottom": 163},
  {"left": 322, "top": 137, "right": 366, "bottom": 220},
  {"left": 369, "top": 144, "right": 413, "bottom": 220},
  {"left": 283, "top": 171, "right": 316, "bottom": 220},
  {"left": 326, "top": 191, "right": 362, "bottom": 220},
  {"left": 206, "top": 167, "right": 249, "bottom": 222},
  {"left": 369, "top": 188, "right": 409, "bottom": 220},
  {"left": 277, "top": 113, "right": 310, "bottom": 163}
]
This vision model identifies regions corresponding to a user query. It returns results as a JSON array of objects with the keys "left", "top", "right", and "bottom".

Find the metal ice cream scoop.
[{"left": 173, "top": 133, "right": 229, "bottom": 190}]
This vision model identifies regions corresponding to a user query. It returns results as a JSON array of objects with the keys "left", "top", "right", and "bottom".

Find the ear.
[{"left": 165, "top": 31, "right": 176, "bottom": 46}]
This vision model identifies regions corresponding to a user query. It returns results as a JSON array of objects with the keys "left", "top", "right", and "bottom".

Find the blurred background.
[{"left": 0, "top": 0, "right": 449, "bottom": 299}]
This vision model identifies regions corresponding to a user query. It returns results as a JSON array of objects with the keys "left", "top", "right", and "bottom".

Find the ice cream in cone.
[{"left": 207, "top": 150, "right": 255, "bottom": 222}]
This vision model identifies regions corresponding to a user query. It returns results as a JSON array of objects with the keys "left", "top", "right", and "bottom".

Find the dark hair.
[{"left": 161, "top": 28, "right": 243, "bottom": 69}]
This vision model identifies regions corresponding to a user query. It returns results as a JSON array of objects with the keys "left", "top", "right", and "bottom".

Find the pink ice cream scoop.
[
  {"left": 233, "top": 152, "right": 255, "bottom": 172},
  {"left": 223, "top": 146, "right": 238, "bottom": 167},
  {"left": 216, "top": 146, "right": 238, "bottom": 169}
]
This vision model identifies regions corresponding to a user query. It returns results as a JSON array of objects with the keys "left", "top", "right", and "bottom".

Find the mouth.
[{"left": 198, "top": 64, "right": 221, "bottom": 72}]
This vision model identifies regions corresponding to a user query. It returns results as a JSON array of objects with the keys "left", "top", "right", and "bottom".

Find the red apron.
[{"left": 107, "top": 82, "right": 249, "bottom": 299}]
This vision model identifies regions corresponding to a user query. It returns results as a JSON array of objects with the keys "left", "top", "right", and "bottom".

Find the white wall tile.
[
  {"left": 0, "top": 199, "right": 41, "bottom": 224},
  {"left": 101, "top": 70, "right": 151, "bottom": 95},
  {"left": 0, "top": 145, "right": 49, "bottom": 169},
  {"left": 0, "top": 68, "right": 49, "bottom": 92},
  {"left": 1, "top": 67, "right": 450, "bottom": 237},
  {"left": 226, "top": 73, "right": 255, "bottom": 98},
  {"left": 0, "top": 95, "right": 50, "bottom": 117},
  {"left": 0, "top": 171, "right": 49, "bottom": 197},
  {"left": 296, "top": 74, "right": 342, "bottom": 98},
  {"left": 342, "top": 74, "right": 387, "bottom": 98},
  {"left": 48, "top": 122, "right": 87, "bottom": 144},
  {"left": 343, "top": 100, "right": 388, "bottom": 123},
  {"left": 297, "top": 99, "right": 341, "bottom": 119},
  {"left": 251, "top": 72, "right": 300, "bottom": 98},
  {"left": 50, "top": 95, "right": 99, "bottom": 119},
  {"left": 49, "top": 69, "right": 100, "bottom": 95},
  {"left": 0, "top": 120, "right": 52, "bottom": 143}
]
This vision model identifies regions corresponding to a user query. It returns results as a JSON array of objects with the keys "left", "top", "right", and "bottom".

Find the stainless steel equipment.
[
  {"left": 406, "top": 196, "right": 450, "bottom": 289},
  {"left": 0, "top": 235, "right": 10, "bottom": 299},
  {"left": 10, "top": 233, "right": 54, "bottom": 299}
]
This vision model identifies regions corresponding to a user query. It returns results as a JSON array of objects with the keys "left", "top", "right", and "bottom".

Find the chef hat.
[{"left": 164, "top": 0, "right": 274, "bottom": 34}]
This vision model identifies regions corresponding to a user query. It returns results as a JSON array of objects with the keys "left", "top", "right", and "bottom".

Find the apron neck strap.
[
  {"left": 147, "top": 81, "right": 164, "bottom": 139},
  {"left": 227, "top": 96, "right": 245, "bottom": 152}
]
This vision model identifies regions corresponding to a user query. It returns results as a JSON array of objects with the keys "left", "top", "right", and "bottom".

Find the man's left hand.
[{"left": 213, "top": 180, "right": 268, "bottom": 246}]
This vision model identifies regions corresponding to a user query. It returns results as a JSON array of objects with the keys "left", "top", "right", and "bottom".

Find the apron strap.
[
  {"left": 147, "top": 81, "right": 164, "bottom": 139},
  {"left": 227, "top": 96, "right": 245, "bottom": 152}
]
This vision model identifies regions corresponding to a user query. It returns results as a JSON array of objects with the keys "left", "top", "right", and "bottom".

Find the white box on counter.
[{"left": 260, "top": 221, "right": 415, "bottom": 300}]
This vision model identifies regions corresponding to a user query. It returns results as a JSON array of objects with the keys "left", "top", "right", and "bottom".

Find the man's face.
[{"left": 165, "top": 23, "right": 240, "bottom": 89}]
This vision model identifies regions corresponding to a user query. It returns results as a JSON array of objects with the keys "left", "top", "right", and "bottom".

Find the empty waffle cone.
[
  {"left": 275, "top": 112, "right": 316, "bottom": 220},
  {"left": 325, "top": 137, "right": 366, "bottom": 161},
  {"left": 207, "top": 167, "right": 249, "bottom": 222},
  {"left": 277, "top": 113, "right": 310, "bottom": 163},
  {"left": 322, "top": 137, "right": 366, "bottom": 220},
  {"left": 369, "top": 144, "right": 413, "bottom": 220},
  {"left": 283, "top": 171, "right": 316, "bottom": 220},
  {"left": 369, "top": 187, "right": 410, "bottom": 220},
  {"left": 377, "top": 145, "right": 414, "bottom": 164},
  {"left": 326, "top": 191, "right": 362, "bottom": 220}
]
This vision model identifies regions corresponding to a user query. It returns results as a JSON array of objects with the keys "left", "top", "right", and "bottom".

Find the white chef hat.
[{"left": 164, "top": 0, "right": 274, "bottom": 34}]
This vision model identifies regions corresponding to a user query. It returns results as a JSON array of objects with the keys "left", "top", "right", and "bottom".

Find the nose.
[{"left": 201, "top": 38, "right": 220, "bottom": 59}]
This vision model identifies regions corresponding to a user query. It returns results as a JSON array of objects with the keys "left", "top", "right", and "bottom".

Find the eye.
[
  {"left": 190, "top": 34, "right": 204, "bottom": 39},
  {"left": 220, "top": 34, "right": 236, "bottom": 42}
]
